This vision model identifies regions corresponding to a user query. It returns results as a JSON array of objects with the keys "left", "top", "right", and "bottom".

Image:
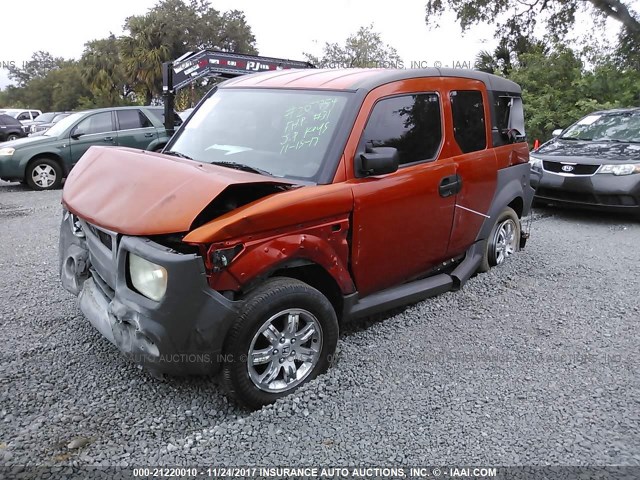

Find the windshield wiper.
[
  {"left": 210, "top": 161, "right": 272, "bottom": 176},
  {"left": 163, "top": 150, "right": 195, "bottom": 161}
]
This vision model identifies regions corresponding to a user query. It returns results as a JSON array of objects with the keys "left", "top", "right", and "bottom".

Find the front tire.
[
  {"left": 7, "top": 134, "right": 20, "bottom": 141},
  {"left": 221, "top": 277, "right": 339, "bottom": 409},
  {"left": 478, "top": 207, "right": 521, "bottom": 272},
  {"left": 25, "top": 158, "right": 62, "bottom": 191}
]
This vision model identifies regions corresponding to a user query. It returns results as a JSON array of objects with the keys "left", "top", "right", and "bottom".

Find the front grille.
[
  {"left": 87, "top": 224, "right": 113, "bottom": 251},
  {"left": 543, "top": 161, "right": 599, "bottom": 175},
  {"left": 89, "top": 267, "right": 115, "bottom": 300},
  {"left": 536, "top": 188, "right": 638, "bottom": 206}
]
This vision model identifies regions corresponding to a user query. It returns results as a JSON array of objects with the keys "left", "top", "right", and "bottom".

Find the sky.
[
  {"left": 0, "top": 0, "right": 630, "bottom": 89},
  {"left": 0, "top": 0, "right": 496, "bottom": 88}
]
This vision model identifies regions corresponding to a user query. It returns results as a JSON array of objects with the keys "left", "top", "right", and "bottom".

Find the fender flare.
[
  {"left": 223, "top": 232, "right": 355, "bottom": 295},
  {"left": 476, "top": 162, "right": 533, "bottom": 242}
]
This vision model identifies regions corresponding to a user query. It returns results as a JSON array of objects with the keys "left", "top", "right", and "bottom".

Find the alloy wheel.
[
  {"left": 247, "top": 308, "right": 323, "bottom": 393},
  {"left": 31, "top": 164, "right": 57, "bottom": 189},
  {"left": 493, "top": 218, "right": 518, "bottom": 265}
]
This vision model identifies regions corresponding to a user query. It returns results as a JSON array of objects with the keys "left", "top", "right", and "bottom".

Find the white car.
[{"left": 0, "top": 109, "right": 43, "bottom": 132}]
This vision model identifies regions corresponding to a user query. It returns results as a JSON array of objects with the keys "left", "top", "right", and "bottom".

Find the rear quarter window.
[
  {"left": 490, "top": 92, "right": 526, "bottom": 146},
  {"left": 450, "top": 90, "right": 487, "bottom": 153},
  {"left": 117, "top": 110, "right": 153, "bottom": 130}
]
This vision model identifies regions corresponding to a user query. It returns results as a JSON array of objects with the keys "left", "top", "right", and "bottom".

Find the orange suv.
[{"left": 59, "top": 68, "right": 533, "bottom": 408}]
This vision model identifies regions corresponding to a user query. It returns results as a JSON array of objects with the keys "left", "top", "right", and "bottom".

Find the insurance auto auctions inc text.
[{"left": 224, "top": 466, "right": 498, "bottom": 478}]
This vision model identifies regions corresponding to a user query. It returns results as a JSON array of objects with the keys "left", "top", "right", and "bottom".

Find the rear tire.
[
  {"left": 478, "top": 207, "right": 521, "bottom": 272},
  {"left": 25, "top": 158, "right": 62, "bottom": 191},
  {"left": 221, "top": 277, "right": 339, "bottom": 409}
]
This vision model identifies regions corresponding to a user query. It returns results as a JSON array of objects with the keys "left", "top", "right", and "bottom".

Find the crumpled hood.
[
  {"left": 62, "top": 146, "right": 292, "bottom": 236},
  {"left": 536, "top": 139, "right": 640, "bottom": 164}
]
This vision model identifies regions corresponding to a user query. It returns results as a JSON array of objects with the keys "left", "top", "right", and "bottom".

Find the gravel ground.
[{"left": 0, "top": 179, "right": 639, "bottom": 468}]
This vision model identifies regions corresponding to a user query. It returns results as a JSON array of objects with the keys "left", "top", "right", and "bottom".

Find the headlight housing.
[
  {"left": 128, "top": 253, "right": 168, "bottom": 301},
  {"left": 210, "top": 244, "right": 243, "bottom": 272},
  {"left": 529, "top": 155, "right": 543, "bottom": 170},
  {"left": 0, "top": 147, "right": 15, "bottom": 156},
  {"left": 597, "top": 164, "right": 640, "bottom": 176}
]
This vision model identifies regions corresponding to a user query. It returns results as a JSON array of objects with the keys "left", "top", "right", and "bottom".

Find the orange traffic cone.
[{"left": 533, "top": 139, "right": 540, "bottom": 150}]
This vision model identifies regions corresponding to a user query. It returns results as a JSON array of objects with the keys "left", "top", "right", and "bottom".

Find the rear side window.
[
  {"left": 117, "top": 110, "right": 152, "bottom": 130},
  {"left": 450, "top": 90, "right": 486, "bottom": 153},
  {"left": 361, "top": 93, "right": 442, "bottom": 165}
]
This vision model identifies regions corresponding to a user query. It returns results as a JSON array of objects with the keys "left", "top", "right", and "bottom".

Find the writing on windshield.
[{"left": 280, "top": 98, "right": 339, "bottom": 154}]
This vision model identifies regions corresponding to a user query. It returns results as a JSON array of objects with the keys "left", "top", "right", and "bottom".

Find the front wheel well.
[
  {"left": 270, "top": 263, "right": 344, "bottom": 323},
  {"left": 508, "top": 196, "right": 524, "bottom": 218},
  {"left": 27, "top": 153, "right": 66, "bottom": 175}
]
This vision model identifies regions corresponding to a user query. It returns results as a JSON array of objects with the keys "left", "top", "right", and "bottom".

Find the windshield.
[
  {"left": 45, "top": 112, "right": 85, "bottom": 137},
  {"left": 168, "top": 89, "right": 350, "bottom": 181},
  {"left": 561, "top": 111, "right": 640, "bottom": 143},
  {"left": 52, "top": 113, "right": 71, "bottom": 124},
  {"left": 36, "top": 112, "right": 57, "bottom": 123}
]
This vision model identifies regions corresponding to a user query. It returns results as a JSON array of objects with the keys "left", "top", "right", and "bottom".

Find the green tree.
[
  {"left": 425, "top": 0, "right": 640, "bottom": 42},
  {"left": 475, "top": 37, "right": 549, "bottom": 75},
  {"left": 120, "top": 14, "right": 171, "bottom": 104},
  {"left": 7, "top": 51, "right": 65, "bottom": 87},
  {"left": 0, "top": 61, "right": 92, "bottom": 111},
  {"left": 80, "top": 35, "right": 130, "bottom": 106},
  {"left": 505, "top": 47, "right": 639, "bottom": 143},
  {"left": 305, "top": 25, "right": 401, "bottom": 68},
  {"left": 119, "top": 0, "right": 257, "bottom": 104},
  {"left": 47, "top": 63, "right": 93, "bottom": 111}
]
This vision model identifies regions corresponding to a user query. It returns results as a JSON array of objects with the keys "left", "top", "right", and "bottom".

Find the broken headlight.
[
  {"left": 210, "top": 245, "right": 244, "bottom": 272},
  {"left": 528, "top": 155, "right": 543, "bottom": 171},
  {"left": 129, "top": 253, "right": 168, "bottom": 301}
]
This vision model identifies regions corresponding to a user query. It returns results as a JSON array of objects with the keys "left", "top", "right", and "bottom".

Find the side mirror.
[
  {"left": 70, "top": 128, "right": 84, "bottom": 140},
  {"left": 552, "top": 128, "right": 563, "bottom": 137},
  {"left": 356, "top": 146, "right": 399, "bottom": 177}
]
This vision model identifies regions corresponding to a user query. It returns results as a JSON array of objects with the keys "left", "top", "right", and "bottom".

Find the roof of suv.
[
  {"left": 220, "top": 68, "right": 521, "bottom": 93},
  {"left": 72, "top": 106, "right": 161, "bottom": 115}
]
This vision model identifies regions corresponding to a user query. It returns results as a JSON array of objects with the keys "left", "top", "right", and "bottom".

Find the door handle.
[
  {"left": 439, "top": 174, "right": 462, "bottom": 198},
  {"left": 103, "top": 136, "right": 114, "bottom": 142},
  {"left": 144, "top": 133, "right": 154, "bottom": 137}
]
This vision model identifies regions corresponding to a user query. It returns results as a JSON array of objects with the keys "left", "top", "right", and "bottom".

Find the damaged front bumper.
[{"left": 59, "top": 210, "right": 239, "bottom": 375}]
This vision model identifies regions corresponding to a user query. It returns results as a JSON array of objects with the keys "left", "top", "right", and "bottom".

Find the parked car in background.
[
  {"left": 59, "top": 68, "right": 534, "bottom": 408},
  {"left": 0, "top": 106, "right": 172, "bottom": 190},
  {"left": 0, "top": 114, "right": 28, "bottom": 142},
  {"left": 530, "top": 107, "right": 640, "bottom": 216},
  {"left": 0, "top": 109, "right": 42, "bottom": 123},
  {"left": 0, "top": 109, "right": 43, "bottom": 132},
  {"left": 29, "top": 112, "right": 73, "bottom": 136}
]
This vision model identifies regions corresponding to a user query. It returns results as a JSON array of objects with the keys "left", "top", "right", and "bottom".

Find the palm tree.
[
  {"left": 120, "top": 16, "right": 171, "bottom": 105},
  {"left": 80, "top": 35, "right": 129, "bottom": 105}
]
